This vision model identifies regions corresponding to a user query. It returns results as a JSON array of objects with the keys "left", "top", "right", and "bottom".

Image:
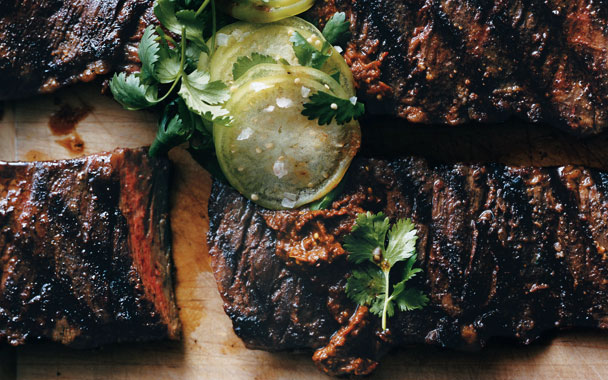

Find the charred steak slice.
[
  {"left": 0, "top": 0, "right": 154, "bottom": 100},
  {"left": 307, "top": 0, "right": 608, "bottom": 135},
  {"left": 0, "top": 148, "right": 180, "bottom": 348},
  {"left": 3, "top": 1, "right": 608, "bottom": 136},
  {"left": 208, "top": 158, "right": 608, "bottom": 376}
]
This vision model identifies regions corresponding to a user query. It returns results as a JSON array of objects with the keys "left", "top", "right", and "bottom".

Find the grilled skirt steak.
[
  {"left": 0, "top": 148, "right": 180, "bottom": 348},
  {"left": 208, "top": 157, "right": 608, "bottom": 376},
  {"left": 307, "top": 0, "right": 608, "bottom": 135},
  {"left": 3, "top": 1, "right": 607, "bottom": 136},
  {"left": 0, "top": 0, "right": 154, "bottom": 100}
]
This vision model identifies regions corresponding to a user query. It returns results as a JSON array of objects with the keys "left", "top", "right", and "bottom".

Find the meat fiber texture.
[
  {"left": 307, "top": 0, "right": 608, "bottom": 135},
  {"left": 2, "top": 0, "right": 607, "bottom": 135},
  {"left": 208, "top": 157, "right": 608, "bottom": 376},
  {"left": 0, "top": 0, "right": 155, "bottom": 100},
  {"left": 0, "top": 148, "right": 180, "bottom": 348}
]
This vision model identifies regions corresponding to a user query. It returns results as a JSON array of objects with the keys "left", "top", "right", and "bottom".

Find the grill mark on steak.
[
  {"left": 2, "top": 1, "right": 607, "bottom": 136},
  {"left": 0, "top": 147, "right": 180, "bottom": 347},
  {"left": 208, "top": 157, "right": 608, "bottom": 376},
  {"left": 0, "top": 0, "right": 154, "bottom": 100},
  {"left": 307, "top": 0, "right": 608, "bottom": 135},
  {"left": 208, "top": 187, "right": 340, "bottom": 350}
]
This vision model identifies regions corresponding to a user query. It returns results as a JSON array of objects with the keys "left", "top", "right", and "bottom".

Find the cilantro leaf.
[
  {"left": 185, "top": 43, "right": 207, "bottom": 72},
  {"left": 154, "top": 0, "right": 182, "bottom": 35},
  {"left": 344, "top": 213, "right": 427, "bottom": 330},
  {"left": 343, "top": 212, "right": 389, "bottom": 264},
  {"left": 139, "top": 26, "right": 161, "bottom": 85},
  {"left": 179, "top": 69, "right": 232, "bottom": 125},
  {"left": 149, "top": 98, "right": 194, "bottom": 157},
  {"left": 156, "top": 34, "right": 182, "bottom": 84},
  {"left": 109, "top": 72, "right": 159, "bottom": 110},
  {"left": 322, "top": 12, "right": 350, "bottom": 46},
  {"left": 329, "top": 70, "right": 341, "bottom": 84},
  {"left": 302, "top": 91, "right": 365, "bottom": 125},
  {"left": 391, "top": 255, "right": 423, "bottom": 299},
  {"left": 401, "top": 254, "right": 423, "bottom": 283},
  {"left": 384, "top": 218, "right": 418, "bottom": 267},
  {"left": 232, "top": 53, "right": 277, "bottom": 81},
  {"left": 175, "top": 9, "right": 211, "bottom": 52},
  {"left": 290, "top": 31, "right": 332, "bottom": 70},
  {"left": 346, "top": 266, "right": 385, "bottom": 307},
  {"left": 154, "top": 0, "right": 210, "bottom": 52},
  {"left": 370, "top": 291, "right": 398, "bottom": 319},
  {"left": 394, "top": 287, "right": 429, "bottom": 312}
]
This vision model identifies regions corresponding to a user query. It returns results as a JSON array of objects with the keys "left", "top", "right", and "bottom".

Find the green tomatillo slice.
[{"left": 214, "top": 71, "right": 360, "bottom": 209}]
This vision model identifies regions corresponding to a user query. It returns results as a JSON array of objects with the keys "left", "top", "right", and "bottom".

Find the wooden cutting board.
[{"left": 0, "top": 84, "right": 607, "bottom": 380}]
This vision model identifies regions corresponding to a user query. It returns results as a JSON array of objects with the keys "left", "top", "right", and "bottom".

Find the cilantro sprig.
[
  {"left": 302, "top": 91, "right": 364, "bottom": 125},
  {"left": 232, "top": 53, "right": 277, "bottom": 81},
  {"left": 288, "top": 11, "right": 351, "bottom": 69},
  {"left": 345, "top": 212, "right": 428, "bottom": 331},
  {"left": 322, "top": 12, "right": 351, "bottom": 45},
  {"left": 110, "top": 0, "right": 232, "bottom": 162},
  {"left": 290, "top": 31, "right": 332, "bottom": 70},
  {"left": 287, "top": 12, "right": 364, "bottom": 126}
]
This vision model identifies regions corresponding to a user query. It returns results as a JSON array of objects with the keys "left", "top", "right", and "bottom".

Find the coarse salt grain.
[
  {"left": 281, "top": 198, "right": 297, "bottom": 208},
  {"left": 273, "top": 160, "right": 288, "bottom": 178},
  {"left": 263, "top": 105, "right": 275, "bottom": 112},
  {"left": 276, "top": 97, "right": 293, "bottom": 108},
  {"left": 281, "top": 192, "right": 297, "bottom": 208},
  {"left": 237, "top": 127, "right": 253, "bottom": 141},
  {"left": 231, "top": 30, "right": 243, "bottom": 40},
  {"left": 251, "top": 82, "right": 273, "bottom": 92},
  {"left": 301, "top": 86, "right": 311, "bottom": 98},
  {"left": 349, "top": 96, "right": 358, "bottom": 105},
  {"left": 216, "top": 33, "right": 229, "bottom": 46},
  {"left": 334, "top": 45, "right": 343, "bottom": 53}
]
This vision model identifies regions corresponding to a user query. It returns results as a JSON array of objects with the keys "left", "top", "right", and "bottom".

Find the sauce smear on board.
[{"left": 48, "top": 103, "right": 92, "bottom": 155}]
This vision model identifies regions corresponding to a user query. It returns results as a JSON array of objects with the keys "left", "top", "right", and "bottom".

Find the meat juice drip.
[
  {"left": 56, "top": 133, "right": 85, "bottom": 154},
  {"left": 48, "top": 103, "right": 92, "bottom": 136},
  {"left": 48, "top": 103, "right": 92, "bottom": 155}
]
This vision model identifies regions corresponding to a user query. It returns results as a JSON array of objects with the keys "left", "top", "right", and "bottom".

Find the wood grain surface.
[{"left": 0, "top": 84, "right": 607, "bottom": 380}]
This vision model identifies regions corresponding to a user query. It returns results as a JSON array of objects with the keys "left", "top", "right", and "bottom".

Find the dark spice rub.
[
  {"left": 307, "top": 0, "right": 608, "bottom": 135},
  {"left": 208, "top": 157, "right": 608, "bottom": 376},
  {"left": 0, "top": 148, "right": 180, "bottom": 348},
  {"left": 4, "top": 1, "right": 608, "bottom": 136},
  {"left": 0, "top": 0, "right": 155, "bottom": 100}
]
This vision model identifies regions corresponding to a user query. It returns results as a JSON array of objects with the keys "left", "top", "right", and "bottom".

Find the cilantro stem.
[
  {"left": 156, "top": 26, "right": 188, "bottom": 104},
  {"left": 381, "top": 268, "right": 390, "bottom": 331},
  {"left": 195, "top": 0, "right": 211, "bottom": 17}
]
